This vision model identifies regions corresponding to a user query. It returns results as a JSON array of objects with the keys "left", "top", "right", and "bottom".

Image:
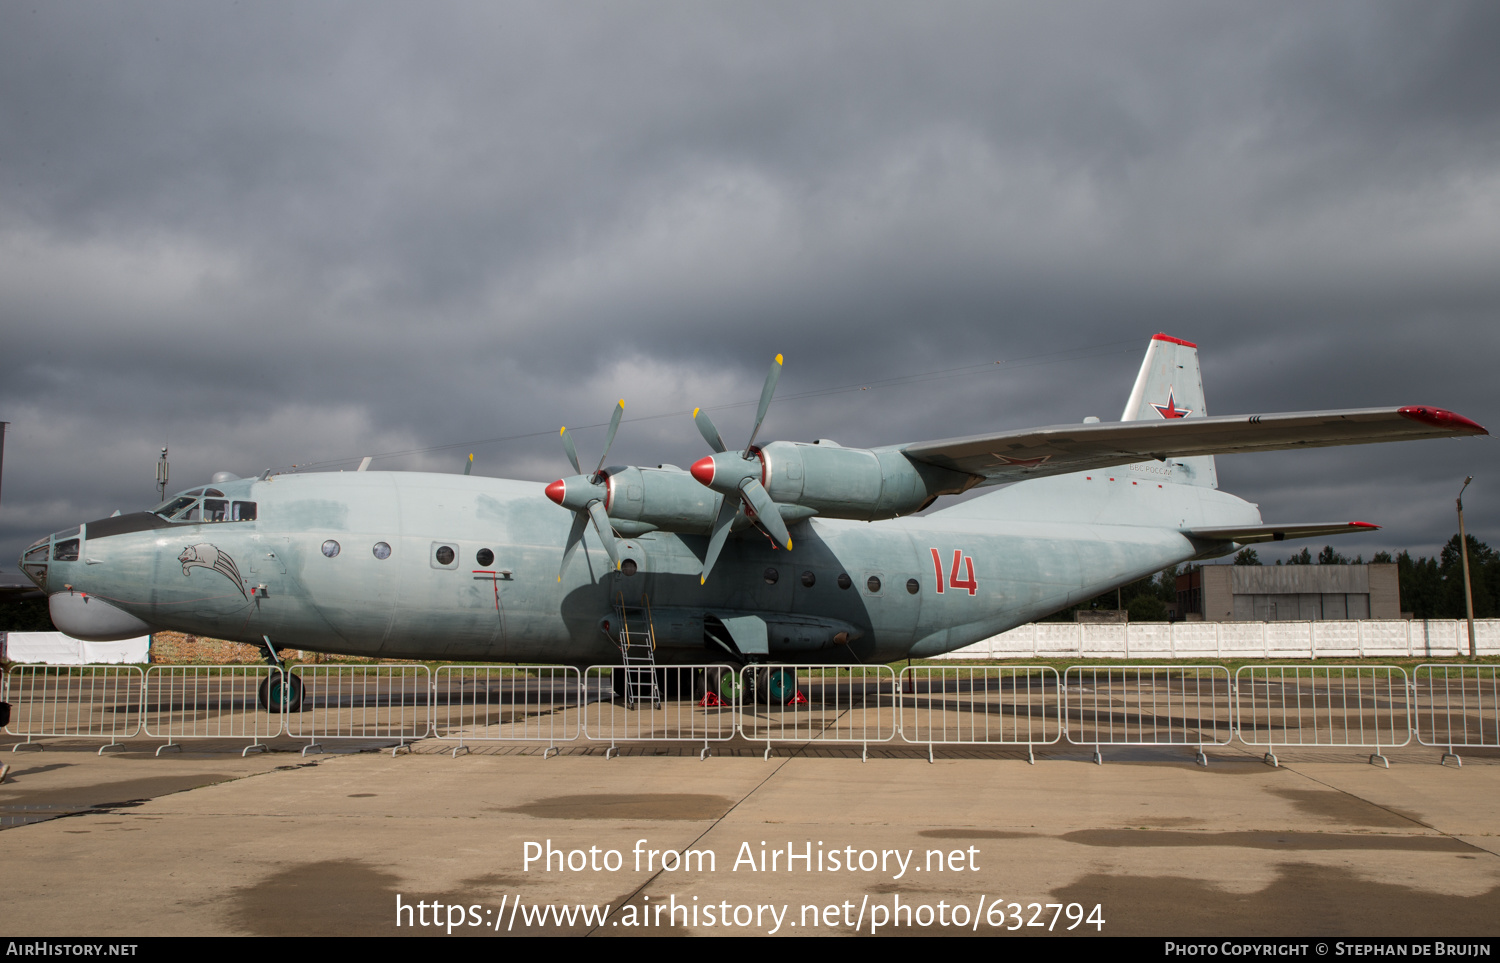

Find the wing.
[{"left": 900, "top": 406, "right": 1487, "bottom": 485}]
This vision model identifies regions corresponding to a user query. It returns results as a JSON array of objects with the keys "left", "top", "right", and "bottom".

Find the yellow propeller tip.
[
  {"left": 618, "top": 399, "right": 625, "bottom": 407},
  {"left": 700, "top": 576, "right": 707, "bottom": 585},
  {"left": 559, "top": 426, "right": 566, "bottom": 435},
  {"left": 775, "top": 353, "right": 783, "bottom": 364},
  {"left": 692, "top": 407, "right": 700, "bottom": 417}
]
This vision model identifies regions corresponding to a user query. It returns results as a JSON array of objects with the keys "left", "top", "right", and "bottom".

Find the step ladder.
[{"left": 611, "top": 592, "right": 661, "bottom": 710}]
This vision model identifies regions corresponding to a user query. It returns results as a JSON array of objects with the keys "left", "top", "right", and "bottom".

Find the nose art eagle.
[{"left": 177, "top": 543, "right": 248, "bottom": 598}]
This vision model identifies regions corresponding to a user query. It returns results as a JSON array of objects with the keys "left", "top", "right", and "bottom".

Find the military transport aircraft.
[{"left": 16, "top": 334, "right": 1487, "bottom": 706}]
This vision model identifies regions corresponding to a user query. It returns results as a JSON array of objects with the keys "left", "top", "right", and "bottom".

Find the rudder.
[{"left": 1120, "top": 333, "right": 1218, "bottom": 489}]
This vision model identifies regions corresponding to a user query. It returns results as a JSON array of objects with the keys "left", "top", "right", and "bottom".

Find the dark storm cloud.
[{"left": 1, "top": 1, "right": 1496, "bottom": 569}]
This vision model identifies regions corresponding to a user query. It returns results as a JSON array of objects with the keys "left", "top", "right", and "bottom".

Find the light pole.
[{"left": 1457, "top": 476, "right": 1476, "bottom": 659}]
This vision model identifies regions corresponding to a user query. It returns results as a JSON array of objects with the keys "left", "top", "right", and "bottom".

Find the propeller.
[
  {"left": 545, "top": 400, "right": 625, "bottom": 580},
  {"left": 690, "top": 354, "right": 792, "bottom": 583}
]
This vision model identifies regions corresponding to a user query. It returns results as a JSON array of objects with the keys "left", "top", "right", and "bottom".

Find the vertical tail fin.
[{"left": 1120, "top": 334, "right": 1218, "bottom": 489}]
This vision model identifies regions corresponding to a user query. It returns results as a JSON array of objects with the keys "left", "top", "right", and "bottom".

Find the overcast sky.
[{"left": 2, "top": 1, "right": 1496, "bottom": 571}]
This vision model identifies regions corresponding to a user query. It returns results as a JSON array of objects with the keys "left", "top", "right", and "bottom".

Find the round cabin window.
[
  {"left": 866, "top": 575, "right": 882, "bottom": 593},
  {"left": 801, "top": 571, "right": 816, "bottom": 588},
  {"left": 435, "top": 545, "right": 455, "bottom": 566},
  {"left": 372, "top": 542, "right": 391, "bottom": 560},
  {"left": 476, "top": 548, "right": 495, "bottom": 567},
  {"left": 763, "top": 567, "right": 779, "bottom": 585},
  {"left": 907, "top": 578, "right": 920, "bottom": 594},
  {"left": 837, "top": 573, "right": 852, "bottom": 590},
  {"left": 321, "top": 540, "right": 340, "bottom": 558}
]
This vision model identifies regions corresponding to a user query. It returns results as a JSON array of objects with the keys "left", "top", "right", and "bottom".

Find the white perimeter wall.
[
  {"left": 1, "top": 632, "right": 150, "bottom": 665},
  {"left": 938, "top": 620, "right": 1500, "bottom": 660},
  {"left": 4, "top": 623, "right": 1495, "bottom": 665}
]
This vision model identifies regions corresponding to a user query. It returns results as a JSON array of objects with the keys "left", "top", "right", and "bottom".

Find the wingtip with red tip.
[{"left": 1398, "top": 406, "right": 1488, "bottom": 435}]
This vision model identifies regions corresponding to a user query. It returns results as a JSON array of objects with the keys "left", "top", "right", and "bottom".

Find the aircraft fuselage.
[{"left": 23, "top": 468, "right": 1255, "bottom": 665}]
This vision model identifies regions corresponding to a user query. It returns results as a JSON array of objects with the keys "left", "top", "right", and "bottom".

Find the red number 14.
[{"left": 930, "top": 548, "right": 977, "bottom": 596}]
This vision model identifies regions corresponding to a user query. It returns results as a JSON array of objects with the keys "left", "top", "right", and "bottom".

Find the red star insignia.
[{"left": 1151, "top": 390, "right": 1191, "bottom": 419}]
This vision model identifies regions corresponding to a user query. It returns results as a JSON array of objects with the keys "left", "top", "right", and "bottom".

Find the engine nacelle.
[
  {"left": 567, "top": 444, "right": 977, "bottom": 540},
  {"left": 757, "top": 440, "right": 976, "bottom": 520},
  {"left": 601, "top": 465, "right": 720, "bottom": 536}
]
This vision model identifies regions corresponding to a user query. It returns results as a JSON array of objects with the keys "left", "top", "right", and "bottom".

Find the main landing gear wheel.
[
  {"left": 700, "top": 665, "right": 742, "bottom": 704},
  {"left": 258, "top": 673, "right": 303, "bottom": 713},
  {"left": 752, "top": 667, "right": 802, "bottom": 705}
]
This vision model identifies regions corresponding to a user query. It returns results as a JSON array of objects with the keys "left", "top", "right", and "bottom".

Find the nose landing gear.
[{"left": 258, "top": 672, "right": 303, "bottom": 713}]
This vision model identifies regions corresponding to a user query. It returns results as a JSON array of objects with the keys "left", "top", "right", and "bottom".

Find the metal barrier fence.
[
  {"left": 143, "top": 665, "right": 283, "bottom": 756},
  {"left": 432, "top": 665, "right": 581, "bottom": 757},
  {"left": 8, "top": 661, "right": 1496, "bottom": 768},
  {"left": 897, "top": 666, "right": 1061, "bottom": 762},
  {"left": 283, "top": 665, "right": 432, "bottom": 756},
  {"left": 1413, "top": 664, "right": 1500, "bottom": 767},
  {"left": 736, "top": 665, "right": 896, "bottom": 760},
  {"left": 1063, "top": 666, "right": 1233, "bottom": 766},
  {"left": 1234, "top": 665, "right": 1411, "bottom": 767},
  {"left": 4, "top": 665, "right": 144, "bottom": 753},
  {"left": 582, "top": 665, "right": 740, "bottom": 759}
]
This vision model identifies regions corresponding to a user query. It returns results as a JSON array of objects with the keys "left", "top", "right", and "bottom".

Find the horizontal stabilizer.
[
  {"left": 902, "top": 406, "right": 1486, "bottom": 486},
  {"left": 1184, "top": 521, "right": 1379, "bottom": 545}
]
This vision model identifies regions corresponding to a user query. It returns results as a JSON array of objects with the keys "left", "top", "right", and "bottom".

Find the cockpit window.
[
  {"left": 173, "top": 500, "right": 203, "bottom": 522},
  {"left": 155, "top": 495, "right": 200, "bottom": 519},
  {"left": 53, "top": 538, "right": 80, "bottom": 561},
  {"left": 152, "top": 491, "right": 257, "bottom": 523}
]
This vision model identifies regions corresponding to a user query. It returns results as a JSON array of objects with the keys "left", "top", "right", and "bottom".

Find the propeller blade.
[
  {"left": 744, "top": 353, "right": 783, "bottom": 453},
  {"left": 560, "top": 427, "right": 581, "bottom": 475},
  {"left": 739, "top": 477, "right": 792, "bottom": 550},
  {"left": 693, "top": 407, "right": 727, "bottom": 453},
  {"left": 463, "top": 453, "right": 474, "bottom": 476},
  {"left": 594, "top": 399, "right": 624, "bottom": 475},
  {"left": 586, "top": 499, "right": 622, "bottom": 569},
  {"left": 699, "top": 494, "right": 740, "bottom": 584},
  {"left": 557, "top": 511, "right": 589, "bottom": 582}
]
